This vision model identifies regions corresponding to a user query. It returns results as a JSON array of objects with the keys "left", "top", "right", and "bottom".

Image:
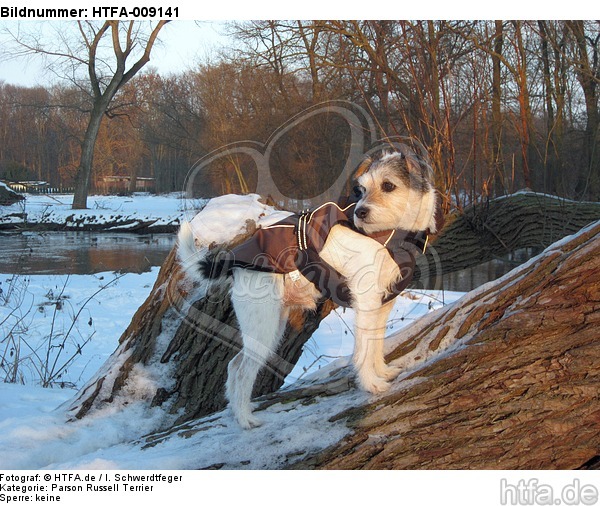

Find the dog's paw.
[
  {"left": 236, "top": 413, "right": 263, "bottom": 430},
  {"left": 358, "top": 374, "right": 391, "bottom": 395},
  {"left": 376, "top": 364, "right": 402, "bottom": 382}
]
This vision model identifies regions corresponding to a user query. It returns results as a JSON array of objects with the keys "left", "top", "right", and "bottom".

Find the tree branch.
[
  {"left": 121, "top": 20, "right": 170, "bottom": 86},
  {"left": 87, "top": 21, "right": 111, "bottom": 99}
]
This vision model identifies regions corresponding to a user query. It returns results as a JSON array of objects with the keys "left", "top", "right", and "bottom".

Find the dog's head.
[{"left": 352, "top": 149, "right": 439, "bottom": 235}]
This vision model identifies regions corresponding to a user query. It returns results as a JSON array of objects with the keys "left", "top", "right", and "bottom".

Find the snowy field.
[{"left": 0, "top": 190, "right": 195, "bottom": 230}]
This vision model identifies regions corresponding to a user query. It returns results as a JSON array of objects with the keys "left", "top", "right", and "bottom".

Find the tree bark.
[
  {"left": 491, "top": 20, "right": 504, "bottom": 196},
  {"left": 288, "top": 219, "right": 600, "bottom": 469},
  {"left": 431, "top": 192, "right": 600, "bottom": 275},
  {"left": 66, "top": 193, "right": 600, "bottom": 430}
]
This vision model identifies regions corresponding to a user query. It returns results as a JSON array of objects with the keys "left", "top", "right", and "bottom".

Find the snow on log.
[{"left": 0, "top": 182, "right": 25, "bottom": 206}]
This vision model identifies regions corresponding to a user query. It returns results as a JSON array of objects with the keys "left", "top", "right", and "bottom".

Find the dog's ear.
[
  {"left": 405, "top": 154, "right": 422, "bottom": 174},
  {"left": 407, "top": 154, "right": 435, "bottom": 183},
  {"left": 353, "top": 156, "right": 372, "bottom": 180}
]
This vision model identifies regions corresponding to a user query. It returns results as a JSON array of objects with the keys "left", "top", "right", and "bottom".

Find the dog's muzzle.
[{"left": 355, "top": 206, "right": 369, "bottom": 220}]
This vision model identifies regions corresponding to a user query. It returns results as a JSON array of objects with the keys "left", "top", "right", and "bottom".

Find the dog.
[{"left": 177, "top": 149, "right": 443, "bottom": 429}]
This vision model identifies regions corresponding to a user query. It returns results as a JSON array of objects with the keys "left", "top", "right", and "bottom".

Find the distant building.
[
  {"left": 6, "top": 181, "right": 50, "bottom": 192},
  {"left": 99, "top": 176, "right": 155, "bottom": 194}
]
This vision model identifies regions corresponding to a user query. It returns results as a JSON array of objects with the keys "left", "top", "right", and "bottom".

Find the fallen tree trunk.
[
  {"left": 289, "top": 220, "right": 600, "bottom": 469},
  {"left": 431, "top": 191, "right": 600, "bottom": 274},
  {"left": 0, "top": 183, "right": 24, "bottom": 206},
  {"left": 132, "top": 219, "right": 600, "bottom": 470},
  {"left": 66, "top": 193, "right": 600, "bottom": 430},
  {"left": 0, "top": 217, "right": 177, "bottom": 233}
]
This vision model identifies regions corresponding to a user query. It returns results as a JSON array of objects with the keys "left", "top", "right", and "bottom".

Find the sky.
[{"left": 0, "top": 20, "right": 229, "bottom": 87}]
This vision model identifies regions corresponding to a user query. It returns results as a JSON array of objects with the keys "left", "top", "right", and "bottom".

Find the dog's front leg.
[
  {"left": 371, "top": 301, "right": 403, "bottom": 381},
  {"left": 352, "top": 300, "right": 399, "bottom": 393}
]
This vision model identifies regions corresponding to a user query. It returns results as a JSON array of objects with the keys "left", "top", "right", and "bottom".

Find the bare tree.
[
  {"left": 491, "top": 20, "right": 505, "bottom": 195},
  {"left": 3, "top": 21, "right": 169, "bottom": 208},
  {"left": 566, "top": 21, "right": 600, "bottom": 199}
]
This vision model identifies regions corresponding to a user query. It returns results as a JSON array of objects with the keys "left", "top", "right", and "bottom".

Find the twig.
[
  {"left": 44, "top": 274, "right": 70, "bottom": 384},
  {"left": 45, "top": 272, "right": 126, "bottom": 386}
]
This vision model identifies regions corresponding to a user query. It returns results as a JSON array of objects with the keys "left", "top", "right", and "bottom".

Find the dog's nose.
[{"left": 355, "top": 207, "right": 369, "bottom": 220}]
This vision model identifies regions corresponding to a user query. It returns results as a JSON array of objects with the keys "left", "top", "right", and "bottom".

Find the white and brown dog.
[{"left": 177, "top": 150, "right": 443, "bottom": 429}]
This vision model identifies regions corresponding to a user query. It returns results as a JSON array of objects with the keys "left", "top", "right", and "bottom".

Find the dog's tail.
[
  {"left": 177, "top": 221, "right": 208, "bottom": 282},
  {"left": 177, "top": 221, "right": 233, "bottom": 282},
  {"left": 198, "top": 250, "right": 233, "bottom": 280}
]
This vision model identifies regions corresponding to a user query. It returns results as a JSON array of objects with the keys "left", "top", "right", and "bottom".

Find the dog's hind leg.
[
  {"left": 226, "top": 270, "right": 288, "bottom": 429},
  {"left": 352, "top": 300, "right": 398, "bottom": 393}
]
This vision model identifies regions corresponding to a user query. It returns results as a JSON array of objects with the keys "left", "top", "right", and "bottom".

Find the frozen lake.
[
  {"left": 0, "top": 231, "right": 175, "bottom": 274},
  {"left": 0, "top": 231, "right": 537, "bottom": 291}
]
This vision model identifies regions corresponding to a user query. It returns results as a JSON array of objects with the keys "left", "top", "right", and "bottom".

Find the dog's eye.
[
  {"left": 353, "top": 185, "right": 364, "bottom": 198},
  {"left": 382, "top": 181, "right": 396, "bottom": 192}
]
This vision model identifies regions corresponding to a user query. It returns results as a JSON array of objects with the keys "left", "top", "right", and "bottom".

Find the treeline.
[{"left": 1, "top": 20, "right": 599, "bottom": 205}]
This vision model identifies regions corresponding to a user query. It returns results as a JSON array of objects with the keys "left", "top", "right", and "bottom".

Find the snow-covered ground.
[
  {"left": 0, "top": 266, "right": 463, "bottom": 469},
  {"left": 0, "top": 191, "right": 196, "bottom": 230},
  {"left": 0, "top": 270, "right": 159, "bottom": 388}
]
